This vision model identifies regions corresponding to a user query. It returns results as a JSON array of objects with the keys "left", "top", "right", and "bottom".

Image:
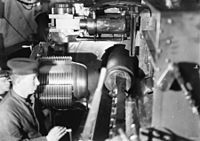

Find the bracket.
[{"left": 156, "top": 63, "right": 199, "bottom": 115}]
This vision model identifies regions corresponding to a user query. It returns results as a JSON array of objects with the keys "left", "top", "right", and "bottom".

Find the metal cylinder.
[
  {"left": 102, "top": 44, "right": 139, "bottom": 91},
  {"left": 37, "top": 56, "right": 88, "bottom": 109},
  {"left": 80, "top": 16, "right": 127, "bottom": 35},
  {"left": 52, "top": 3, "right": 73, "bottom": 14}
]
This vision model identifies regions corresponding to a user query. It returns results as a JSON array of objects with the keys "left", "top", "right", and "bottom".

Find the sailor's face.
[
  {"left": 19, "top": 74, "right": 40, "bottom": 95},
  {"left": 0, "top": 77, "right": 10, "bottom": 94}
]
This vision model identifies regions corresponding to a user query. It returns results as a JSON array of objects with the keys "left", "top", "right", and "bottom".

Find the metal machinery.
[
  {"left": 81, "top": 44, "right": 141, "bottom": 141},
  {"left": 30, "top": 1, "right": 148, "bottom": 140},
  {"left": 36, "top": 1, "right": 148, "bottom": 140},
  {"left": 37, "top": 56, "right": 88, "bottom": 109},
  {"left": 139, "top": 0, "right": 200, "bottom": 141},
  {"left": 47, "top": 0, "right": 146, "bottom": 55},
  {"left": 29, "top": 0, "right": 200, "bottom": 141},
  {"left": 33, "top": 0, "right": 146, "bottom": 111},
  {"left": 102, "top": 44, "right": 140, "bottom": 139}
]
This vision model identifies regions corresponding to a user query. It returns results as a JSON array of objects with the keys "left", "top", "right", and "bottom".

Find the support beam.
[
  {"left": 0, "top": 0, "right": 4, "bottom": 18},
  {"left": 0, "top": 34, "right": 6, "bottom": 69}
]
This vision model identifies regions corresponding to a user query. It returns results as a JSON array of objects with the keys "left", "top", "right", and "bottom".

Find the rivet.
[
  {"left": 159, "top": 29, "right": 164, "bottom": 34},
  {"left": 166, "top": 39, "right": 172, "bottom": 45},
  {"left": 165, "top": 58, "right": 171, "bottom": 63},
  {"left": 157, "top": 48, "right": 162, "bottom": 54},
  {"left": 167, "top": 18, "right": 173, "bottom": 24},
  {"left": 186, "top": 82, "right": 193, "bottom": 91}
]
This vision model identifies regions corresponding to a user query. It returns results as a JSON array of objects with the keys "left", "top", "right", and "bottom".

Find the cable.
[
  {"left": 2, "top": 0, "right": 37, "bottom": 42},
  {"left": 16, "top": 0, "right": 38, "bottom": 6},
  {"left": 15, "top": 0, "right": 35, "bottom": 33},
  {"left": 16, "top": 0, "right": 40, "bottom": 10},
  {"left": 3, "top": 17, "right": 28, "bottom": 41},
  {"left": 21, "top": 3, "right": 34, "bottom": 10}
]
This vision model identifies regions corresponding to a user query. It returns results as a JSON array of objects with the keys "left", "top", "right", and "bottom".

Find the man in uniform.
[{"left": 0, "top": 58, "right": 67, "bottom": 141}]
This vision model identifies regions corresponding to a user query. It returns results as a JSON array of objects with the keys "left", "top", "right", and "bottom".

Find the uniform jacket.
[{"left": 0, "top": 90, "right": 47, "bottom": 141}]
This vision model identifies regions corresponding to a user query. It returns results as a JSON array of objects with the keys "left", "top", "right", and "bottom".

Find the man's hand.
[{"left": 46, "top": 126, "right": 68, "bottom": 141}]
